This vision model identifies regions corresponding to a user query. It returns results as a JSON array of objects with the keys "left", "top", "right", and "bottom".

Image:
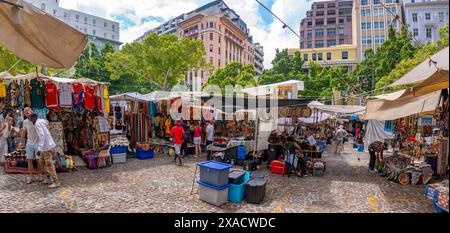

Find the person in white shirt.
[
  {"left": 20, "top": 108, "right": 41, "bottom": 184},
  {"left": 0, "top": 116, "right": 14, "bottom": 163},
  {"left": 205, "top": 121, "right": 214, "bottom": 160},
  {"left": 30, "top": 113, "right": 60, "bottom": 188}
]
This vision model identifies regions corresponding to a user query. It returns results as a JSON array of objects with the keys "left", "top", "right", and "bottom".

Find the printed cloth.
[
  {"left": 97, "top": 116, "right": 109, "bottom": 133},
  {"left": 9, "top": 81, "right": 19, "bottom": 108},
  {"left": 0, "top": 80, "right": 7, "bottom": 98},
  {"left": 24, "top": 80, "right": 32, "bottom": 107},
  {"left": 33, "top": 108, "right": 49, "bottom": 120},
  {"left": 30, "top": 79, "right": 46, "bottom": 108},
  {"left": 59, "top": 83, "right": 73, "bottom": 107},
  {"left": 48, "top": 122, "right": 65, "bottom": 155}
]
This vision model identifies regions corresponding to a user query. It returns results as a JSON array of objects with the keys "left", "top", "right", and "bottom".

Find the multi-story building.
[
  {"left": 353, "top": 0, "right": 404, "bottom": 60},
  {"left": 403, "top": 0, "right": 449, "bottom": 45},
  {"left": 288, "top": 44, "right": 358, "bottom": 72},
  {"left": 27, "top": 0, "right": 121, "bottom": 50},
  {"left": 137, "top": 0, "right": 263, "bottom": 91},
  {"left": 254, "top": 43, "right": 264, "bottom": 76},
  {"left": 299, "top": 0, "right": 354, "bottom": 49}
]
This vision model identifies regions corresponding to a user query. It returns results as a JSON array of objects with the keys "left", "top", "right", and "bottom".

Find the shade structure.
[
  {"left": 110, "top": 92, "right": 152, "bottom": 102},
  {"left": 0, "top": 0, "right": 87, "bottom": 68},
  {"left": 365, "top": 91, "right": 441, "bottom": 120},
  {"left": 242, "top": 80, "right": 304, "bottom": 96},
  {"left": 390, "top": 47, "right": 449, "bottom": 89},
  {"left": 308, "top": 103, "right": 366, "bottom": 115}
]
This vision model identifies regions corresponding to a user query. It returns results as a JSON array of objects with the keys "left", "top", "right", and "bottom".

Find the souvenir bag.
[{"left": 83, "top": 150, "right": 97, "bottom": 169}]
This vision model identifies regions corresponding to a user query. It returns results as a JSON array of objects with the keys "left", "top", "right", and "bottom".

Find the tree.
[
  {"left": 375, "top": 23, "right": 449, "bottom": 94},
  {"left": 203, "top": 62, "right": 256, "bottom": 94},
  {"left": 105, "top": 33, "right": 207, "bottom": 91},
  {"left": 258, "top": 49, "right": 305, "bottom": 85}
]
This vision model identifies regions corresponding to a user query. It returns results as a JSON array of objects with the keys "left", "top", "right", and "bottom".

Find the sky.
[{"left": 59, "top": 0, "right": 328, "bottom": 69}]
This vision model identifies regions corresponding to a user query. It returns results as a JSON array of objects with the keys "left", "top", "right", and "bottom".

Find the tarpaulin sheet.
[{"left": 364, "top": 120, "right": 394, "bottom": 150}]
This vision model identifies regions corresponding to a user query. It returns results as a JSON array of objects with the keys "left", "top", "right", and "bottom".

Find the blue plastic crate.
[
  {"left": 228, "top": 172, "right": 250, "bottom": 203},
  {"left": 434, "top": 202, "right": 446, "bottom": 213},
  {"left": 425, "top": 186, "right": 439, "bottom": 202},
  {"left": 136, "top": 149, "right": 154, "bottom": 160},
  {"left": 198, "top": 161, "right": 232, "bottom": 187},
  {"left": 110, "top": 146, "right": 127, "bottom": 154}
]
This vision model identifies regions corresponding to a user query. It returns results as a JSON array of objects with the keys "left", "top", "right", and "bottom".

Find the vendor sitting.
[{"left": 368, "top": 141, "right": 388, "bottom": 173}]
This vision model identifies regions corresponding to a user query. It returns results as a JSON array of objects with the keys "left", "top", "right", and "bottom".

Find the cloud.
[{"left": 58, "top": 0, "right": 327, "bottom": 68}]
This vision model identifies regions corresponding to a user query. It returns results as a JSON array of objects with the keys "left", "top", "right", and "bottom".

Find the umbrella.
[{"left": 0, "top": 0, "right": 87, "bottom": 68}]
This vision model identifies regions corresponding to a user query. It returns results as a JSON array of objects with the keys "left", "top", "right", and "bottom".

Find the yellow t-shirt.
[
  {"left": 0, "top": 81, "right": 7, "bottom": 98},
  {"left": 165, "top": 119, "right": 171, "bottom": 135},
  {"left": 103, "top": 86, "right": 110, "bottom": 113}
]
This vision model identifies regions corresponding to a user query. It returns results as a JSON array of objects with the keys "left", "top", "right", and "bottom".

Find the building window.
[
  {"left": 104, "top": 33, "right": 107, "bottom": 38},
  {"left": 326, "top": 52, "right": 332, "bottom": 60},
  {"left": 312, "top": 53, "right": 317, "bottom": 60},
  {"left": 361, "top": 36, "right": 372, "bottom": 45},
  {"left": 425, "top": 13, "right": 431, "bottom": 20},
  {"left": 53, "top": 10, "right": 56, "bottom": 15},
  {"left": 307, "top": 42, "right": 312, "bottom": 48},
  {"left": 93, "top": 30, "right": 96, "bottom": 35},
  {"left": 361, "top": 22, "right": 371, "bottom": 30},
  {"left": 426, "top": 28, "right": 432, "bottom": 39},
  {"left": 93, "top": 19, "right": 96, "bottom": 26},
  {"left": 315, "top": 30, "right": 324, "bottom": 36},
  {"left": 413, "top": 28, "right": 419, "bottom": 37},
  {"left": 76, "top": 15, "right": 79, "bottom": 22},
  {"left": 307, "top": 31, "right": 313, "bottom": 37},
  {"left": 41, "top": 3, "right": 45, "bottom": 11},
  {"left": 327, "top": 28, "right": 336, "bottom": 35},
  {"left": 327, "top": 18, "right": 336, "bottom": 25},
  {"left": 209, "top": 22, "right": 213, "bottom": 28},
  {"left": 64, "top": 12, "right": 68, "bottom": 19},
  {"left": 327, "top": 10, "right": 336, "bottom": 15},
  {"left": 361, "top": 9, "right": 370, "bottom": 16},
  {"left": 112, "top": 35, "right": 115, "bottom": 40},
  {"left": 412, "top": 13, "right": 418, "bottom": 22},
  {"left": 374, "top": 21, "right": 384, "bottom": 29},
  {"left": 316, "top": 11, "right": 324, "bottom": 16},
  {"left": 209, "top": 44, "right": 213, "bottom": 52},
  {"left": 360, "top": 0, "right": 368, "bottom": 6},
  {"left": 303, "top": 53, "right": 308, "bottom": 61},
  {"left": 439, "top": 12, "right": 444, "bottom": 22},
  {"left": 327, "top": 40, "right": 336, "bottom": 47},
  {"left": 307, "top": 21, "right": 312, "bottom": 27},
  {"left": 375, "top": 36, "right": 385, "bottom": 44},
  {"left": 315, "top": 19, "right": 324, "bottom": 26},
  {"left": 112, "top": 24, "right": 116, "bottom": 31},
  {"left": 315, "top": 41, "right": 324, "bottom": 48},
  {"left": 385, "top": 0, "right": 393, "bottom": 3},
  {"left": 327, "top": 3, "right": 335, "bottom": 8},
  {"left": 318, "top": 53, "right": 323, "bottom": 61},
  {"left": 342, "top": 51, "right": 348, "bottom": 60},
  {"left": 210, "top": 33, "right": 213, "bottom": 41},
  {"left": 104, "top": 22, "right": 107, "bottom": 27},
  {"left": 373, "top": 0, "right": 381, "bottom": 5},
  {"left": 84, "top": 28, "right": 87, "bottom": 33},
  {"left": 339, "top": 18, "right": 344, "bottom": 24},
  {"left": 316, "top": 3, "right": 324, "bottom": 9},
  {"left": 84, "top": 17, "right": 88, "bottom": 24}
]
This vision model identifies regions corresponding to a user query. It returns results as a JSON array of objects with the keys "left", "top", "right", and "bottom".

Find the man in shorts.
[
  {"left": 20, "top": 108, "right": 41, "bottom": 184},
  {"left": 334, "top": 125, "right": 348, "bottom": 155},
  {"left": 170, "top": 120, "right": 185, "bottom": 166}
]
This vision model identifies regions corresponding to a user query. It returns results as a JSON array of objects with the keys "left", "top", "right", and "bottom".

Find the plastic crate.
[
  {"left": 112, "top": 153, "right": 126, "bottom": 164},
  {"left": 110, "top": 146, "right": 127, "bottom": 154},
  {"left": 228, "top": 172, "right": 250, "bottom": 203},
  {"left": 136, "top": 150, "right": 154, "bottom": 160},
  {"left": 270, "top": 160, "right": 287, "bottom": 175},
  {"left": 198, "top": 161, "right": 232, "bottom": 187},
  {"left": 229, "top": 171, "right": 246, "bottom": 185},
  {"left": 434, "top": 202, "right": 446, "bottom": 213},
  {"left": 197, "top": 181, "right": 230, "bottom": 206},
  {"left": 245, "top": 178, "right": 267, "bottom": 204},
  {"left": 424, "top": 186, "right": 439, "bottom": 201}
]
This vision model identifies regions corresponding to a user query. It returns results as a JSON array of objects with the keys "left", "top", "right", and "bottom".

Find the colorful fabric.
[
  {"left": 24, "top": 80, "right": 32, "bottom": 107},
  {"left": 45, "top": 81, "right": 59, "bottom": 108},
  {"left": 35, "top": 119, "right": 56, "bottom": 152},
  {"left": 30, "top": 79, "right": 46, "bottom": 108},
  {"left": 9, "top": 81, "right": 19, "bottom": 108},
  {"left": 0, "top": 81, "right": 6, "bottom": 98},
  {"left": 33, "top": 108, "right": 49, "bottom": 119},
  {"left": 84, "top": 85, "right": 95, "bottom": 110},
  {"left": 59, "top": 83, "right": 73, "bottom": 107},
  {"left": 19, "top": 80, "right": 25, "bottom": 109},
  {"left": 165, "top": 118, "right": 171, "bottom": 135},
  {"left": 103, "top": 86, "right": 110, "bottom": 114}
]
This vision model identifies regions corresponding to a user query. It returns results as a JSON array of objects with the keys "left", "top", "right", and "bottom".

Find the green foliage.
[
  {"left": 203, "top": 62, "right": 256, "bottom": 94},
  {"left": 375, "top": 23, "right": 449, "bottom": 94},
  {"left": 258, "top": 49, "right": 305, "bottom": 85},
  {"left": 105, "top": 33, "right": 207, "bottom": 91}
]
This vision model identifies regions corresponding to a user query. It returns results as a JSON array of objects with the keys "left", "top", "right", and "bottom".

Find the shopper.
[
  {"left": 170, "top": 120, "right": 185, "bottom": 166},
  {"left": 181, "top": 121, "right": 188, "bottom": 158},
  {"left": 205, "top": 121, "right": 214, "bottom": 161},
  {"left": 30, "top": 113, "right": 60, "bottom": 188},
  {"left": 368, "top": 141, "right": 388, "bottom": 173},
  {"left": 334, "top": 125, "right": 348, "bottom": 155},
  {"left": 284, "top": 136, "right": 302, "bottom": 177},
  {"left": 20, "top": 108, "right": 40, "bottom": 184},
  {"left": 193, "top": 121, "right": 202, "bottom": 157},
  {"left": 0, "top": 116, "right": 14, "bottom": 164}
]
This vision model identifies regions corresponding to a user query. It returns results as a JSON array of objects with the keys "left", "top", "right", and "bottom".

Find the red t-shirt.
[
  {"left": 84, "top": 85, "right": 95, "bottom": 110},
  {"left": 170, "top": 125, "right": 185, "bottom": 145},
  {"left": 72, "top": 82, "right": 84, "bottom": 93},
  {"left": 45, "top": 81, "right": 58, "bottom": 108}
]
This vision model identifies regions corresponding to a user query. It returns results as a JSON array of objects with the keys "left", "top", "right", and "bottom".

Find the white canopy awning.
[
  {"left": 242, "top": 80, "right": 304, "bottom": 96},
  {"left": 110, "top": 92, "right": 152, "bottom": 102},
  {"left": 309, "top": 103, "right": 366, "bottom": 115},
  {"left": 0, "top": 0, "right": 87, "bottom": 68},
  {"left": 390, "top": 47, "right": 449, "bottom": 87}
]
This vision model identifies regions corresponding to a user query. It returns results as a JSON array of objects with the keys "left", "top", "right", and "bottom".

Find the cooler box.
[
  {"left": 136, "top": 149, "right": 154, "bottom": 160},
  {"left": 245, "top": 178, "right": 267, "bottom": 204},
  {"left": 228, "top": 172, "right": 250, "bottom": 203},
  {"left": 237, "top": 145, "right": 246, "bottom": 160},
  {"left": 270, "top": 160, "right": 287, "bottom": 175},
  {"left": 229, "top": 171, "right": 246, "bottom": 185},
  {"left": 112, "top": 153, "right": 126, "bottom": 164},
  {"left": 198, "top": 161, "right": 232, "bottom": 187},
  {"left": 197, "top": 181, "right": 230, "bottom": 206}
]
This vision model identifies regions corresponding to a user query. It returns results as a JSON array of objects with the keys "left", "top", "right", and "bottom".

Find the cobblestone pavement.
[{"left": 0, "top": 144, "right": 436, "bottom": 213}]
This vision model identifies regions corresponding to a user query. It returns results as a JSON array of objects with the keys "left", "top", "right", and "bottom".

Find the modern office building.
[
  {"left": 353, "top": 0, "right": 404, "bottom": 60},
  {"left": 137, "top": 0, "right": 263, "bottom": 90},
  {"left": 403, "top": 0, "right": 449, "bottom": 45},
  {"left": 27, "top": 0, "right": 122, "bottom": 50},
  {"left": 288, "top": 44, "right": 358, "bottom": 72},
  {"left": 299, "top": 0, "right": 354, "bottom": 49},
  {"left": 254, "top": 43, "right": 264, "bottom": 76}
]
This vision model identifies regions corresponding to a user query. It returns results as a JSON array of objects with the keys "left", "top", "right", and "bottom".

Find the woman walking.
[{"left": 192, "top": 121, "right": 202, "bottom": 157}]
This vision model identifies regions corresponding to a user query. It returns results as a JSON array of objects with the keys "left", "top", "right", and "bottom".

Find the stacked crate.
[{"left": 197, "top": 161, "right": 232, "bottom": 206}]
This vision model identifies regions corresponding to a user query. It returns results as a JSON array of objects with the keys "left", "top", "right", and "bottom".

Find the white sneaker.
[{"left": 48, "top": 182, "right": 61, "bottom": 188}]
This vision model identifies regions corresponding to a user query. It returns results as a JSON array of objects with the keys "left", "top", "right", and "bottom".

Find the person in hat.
[
  {"left": 334, "top": 125, "right": 348, "bottom": 155},
  {"left": 170, "top": 120, "right": 185, "bottom": 166}
]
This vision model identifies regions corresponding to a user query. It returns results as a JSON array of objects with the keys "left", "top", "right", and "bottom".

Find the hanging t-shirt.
[
  {"left": 30, "top": 78, "right": 46, "bottom": 108},
  {"left": 45, "top": 81, "right": 59, "bottom": 108},
  {"left": 0, "top": 81, "right": 7, "bottom": 98},
  {"left": 165, "top": 118, "right": 172, "bottom": 135},
  {"left": 103, "top": 86, "right": 110, "bottom": 114},
  {"left": 84, "top": 85, "right": 95, "bottom": 110},
  {"left": 24, "top": 80, "right": 32, "bottom": 107},
  {"left": 9, "top": 81, "right": 19, "bottom": 108},
  {"left": 72, "top": 82, "right": 84, "bottom": 107},
  {"left": 59, "top": 83, "right": 73, "bottom": 107}
]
